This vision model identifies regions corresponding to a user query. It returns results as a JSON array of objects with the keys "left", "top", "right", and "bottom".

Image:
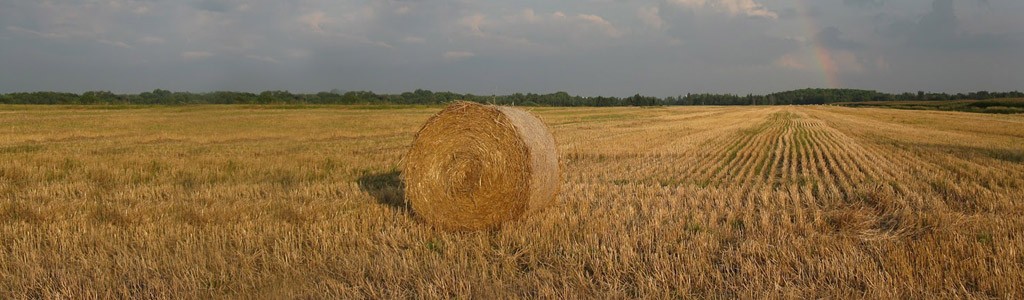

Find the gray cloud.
[
  {"left": 882, "top": 0, "right": 1020, "bottom": 50},
  {"left": 842, "top": 0, "right": 884, "bottom": 8},
  {"left": 192, "top": 0, "right": 233, "bottom": 13},
  {"left": 662, "top": 3, "right": 798, "bottom": 66},
  {"left": 0, "top": 0, "right": 1021, "bottom": 96},
  {"left": 815, "top": 27, "right": 862, "bottom": 50}
]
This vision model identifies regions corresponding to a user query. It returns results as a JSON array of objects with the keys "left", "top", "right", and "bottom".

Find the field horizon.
[{"left": 2, "top": 105, "right": 1023, "bottom": 298}]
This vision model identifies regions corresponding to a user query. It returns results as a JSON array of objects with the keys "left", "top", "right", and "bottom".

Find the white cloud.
[
  {"left": 298, "top": 9, "right": 392, "bottom": 49},
  {"left": 637, "top": 6, "right": 664, "bottom": 30},
  {"left": 453, "top": 9, "right": 623, "bottom": 54},
  {"left": 522, "top": 9, "right": 541, "bottom": 23},
  {"left": 576, "top": 14, "right": 622, "bottom": 37},
  {"left": 483, "top": 10, "right": 622, "bottom": 38},
  {"left": 669, "top": 0, "right": 777, "bottom": 19},
  {"left": 505, "top": 9, "right": 542, "bottom": 24},
  {"left": 456, "top": 13, "right": 536, "bottom": 48},
  {"left": 181, "top": 51, "right": 214, "bottom": 60},
  {"left": 300, "top": 12, "right": 330, "bottom": 33},
  {"left": 460, "top": 13, "right": 488, "bottom": 36},
  {"left": 443, "top": 51, "right": 475, "bottom": 60}
]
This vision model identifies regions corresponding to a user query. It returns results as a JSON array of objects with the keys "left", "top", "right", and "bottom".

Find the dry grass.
[{"left": 1, "top": 105, "right": 1023, "bottom": 298}]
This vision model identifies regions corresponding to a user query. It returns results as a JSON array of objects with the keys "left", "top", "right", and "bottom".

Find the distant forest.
[{"left": 2, "top": 88, "right": 1022, "bottom": 106}]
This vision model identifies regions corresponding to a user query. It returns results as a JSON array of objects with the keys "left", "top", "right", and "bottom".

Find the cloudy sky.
[{"left": 1, "top": 0, "right": 1021, "bottom": 97}]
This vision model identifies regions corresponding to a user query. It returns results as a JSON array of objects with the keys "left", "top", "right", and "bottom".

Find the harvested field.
[{"left": 1, "top": 105, "right": 1023, "bottom": 298}]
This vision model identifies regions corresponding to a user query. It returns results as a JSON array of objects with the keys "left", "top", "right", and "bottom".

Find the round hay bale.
[{"left": 404, "top": 101, "right": 560, "bottom": 230}]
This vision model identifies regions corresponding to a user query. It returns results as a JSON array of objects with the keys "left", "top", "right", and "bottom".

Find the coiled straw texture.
[{"left": 404, "top": 101, "right": 559, "bottom": 230}]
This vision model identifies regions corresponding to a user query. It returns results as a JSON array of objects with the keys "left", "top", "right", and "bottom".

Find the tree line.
[{"left": 1, "top": 88, "right": 1021, "bottom": 106}]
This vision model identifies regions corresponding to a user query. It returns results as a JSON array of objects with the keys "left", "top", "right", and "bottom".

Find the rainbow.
[{"left": 795, "top": 0, "right": 840, "bottom": 88}]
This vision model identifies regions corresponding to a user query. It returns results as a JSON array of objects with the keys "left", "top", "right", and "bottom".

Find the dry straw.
[{"left": 404, "top": 101, "right": 560, "bottom": 230}]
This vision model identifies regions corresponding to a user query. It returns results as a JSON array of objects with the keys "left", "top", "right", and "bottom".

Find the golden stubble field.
[{"left": 1, "top": 105, "right": 1023, "bottom": 298}]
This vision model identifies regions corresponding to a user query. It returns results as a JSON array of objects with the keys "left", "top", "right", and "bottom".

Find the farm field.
[
  {"left": 2, "top": 105, "right": 1023, "bottom": 298},
  {"left": 834, "top": 98, "right": 1024, "bottom": 114}
]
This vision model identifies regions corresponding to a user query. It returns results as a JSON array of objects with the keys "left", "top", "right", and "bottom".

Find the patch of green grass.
[
  {"left": 685, "top": 222, "right": 703, "bottom": 234},
  {"left": 977, "top": 232, "right": 994, "bottom": 245},
  {"left": 835, "top": 98, "right": 1024, "bottom": 114},
  {"left": 973, "top": 107, "right": 1024, "bottom": 114},
  {"left": 985, "top": 149, "right": 1024, "bottom": 163},
  {"left": 425, "top": 239, "right": 443, "bottom": 254},
  {"left": 965, "top": 99, "right": 1024, "bottom": 109}
]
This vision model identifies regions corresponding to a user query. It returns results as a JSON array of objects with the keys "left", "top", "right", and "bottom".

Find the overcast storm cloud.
[{"left": 0, "top": 0, "right": 1021, "bottom": 97}]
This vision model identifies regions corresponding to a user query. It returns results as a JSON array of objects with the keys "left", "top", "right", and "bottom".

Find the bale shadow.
[{"left": 357, "top": 170, "right": 413, "bottom": 214}]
